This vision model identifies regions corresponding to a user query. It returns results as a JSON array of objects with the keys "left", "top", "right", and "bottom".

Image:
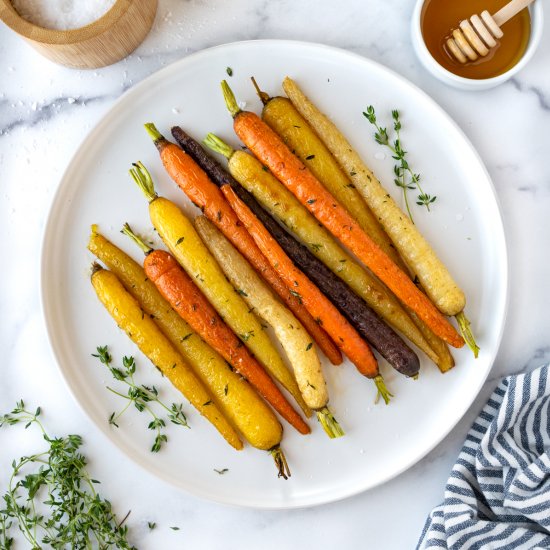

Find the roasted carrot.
[
  {"left": 204, "top": 169, "right": 419, "bottom": 377},
  {"left": 90, "top": 264, "right": 243, "bottom": 451},
  {"left": 222, "top": 186, "right": 392, "bottom": 403},
  {"left": 282, "top": 77, "right": 478, "bottom": 356},
  {"left": 121, "top": 223, "right": 310, "bottom": 443},
  {"left": 221, "top": 80, "right": 464, "bottom": 350},
  {"left": 144, "top": 124, "right": 342, "bottom": 367},
  {"left": 250, "top": 81, "right": 455, "bottom": 373},
  {"left": 195, "top": 216, "right": 344, "bottom": 437},
  {"left": 88, "top": 227, "right": 285, "bottom": 450},
  {"left": 203, "top": 133, "right": 444, "bottom": 365},
  {"left": 199, "top": 134, "right": 419, "bottom": 377},
  {"left": 129, "top": 163, "right": 310, "bottom": 418},
  {"left": 252, "top": 78, "right": 405, "bottom": 268}
]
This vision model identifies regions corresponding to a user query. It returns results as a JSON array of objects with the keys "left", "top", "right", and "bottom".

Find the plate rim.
[{"left": 39, "top": 38, "right": 509, "bottom": 510}]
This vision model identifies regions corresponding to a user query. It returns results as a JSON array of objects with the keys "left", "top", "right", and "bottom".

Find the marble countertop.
[{"left": 1, "top": 0, "right": 549, "bottom": 548}]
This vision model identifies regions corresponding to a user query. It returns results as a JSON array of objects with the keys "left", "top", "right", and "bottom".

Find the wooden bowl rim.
[{"left": 0, "top": 0, "right": 133, "bottom": 44}]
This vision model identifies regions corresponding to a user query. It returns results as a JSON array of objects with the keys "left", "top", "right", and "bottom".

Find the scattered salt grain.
[
  {"left": 238, "top": 100, "right": 247, "bottom": 110},
  {"left": 11, "top": 0, "right": 116, "bottom": 30},
  {"left": 67, "top": 97, "right": 76, "bottom": 104},
  {"left": 455, "top": 213, "right": 464, "bottom": 222},
  {"left": 172, "top": 107, "right": 180, "bottom": 115},
  {"left": 374, "top": 151, "right": 386, "bottom": 160}
]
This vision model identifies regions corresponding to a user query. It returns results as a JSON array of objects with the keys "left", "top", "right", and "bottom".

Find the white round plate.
[{"left": 41, "top": 40, "right": 508, "bottom": 509}]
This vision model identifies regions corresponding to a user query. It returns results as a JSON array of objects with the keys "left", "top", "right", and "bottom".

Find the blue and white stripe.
[{"left": 418, "top": 364, "right": 550, "bottom": 549}]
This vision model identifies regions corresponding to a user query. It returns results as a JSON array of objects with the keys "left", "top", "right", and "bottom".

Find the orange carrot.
[
  {"left": 144, "top": 124, "right": 342, "bottom": 366},
  {"left": 220, "top": 81, "right": 464, "bottom": 349},
  {"left": 123, "top": 226, "right": 310, "bottom": 436},
  {"left": 223, "top": 186, "right": 392, "bottom": 401}
]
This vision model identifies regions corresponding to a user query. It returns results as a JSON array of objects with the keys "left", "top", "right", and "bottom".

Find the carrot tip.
[
  {"left": 269, "top": 445, "right": 291, "bottom": 480},
  {"left": 455, "top": 311, "right": 480, "bottom": 358},
  {"left": 316, "top": 406, "right": 345, "bottom": 439},
  {"left": 373, "top": 375, "right": 393, "bottom": 405},
  {"left": 91, "top": 261, "right": 104, "bottom": 277}
]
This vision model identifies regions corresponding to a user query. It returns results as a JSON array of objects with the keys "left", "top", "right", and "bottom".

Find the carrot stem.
[
  {"left": 203, "top": 133, "right": 233, "bottom": 160},
  {"left": 91, "top": 261, "right": 103, "bottom": 276},
  {"left": 374, "top": 375, "right": 392, "bottom": 405},
  {"left": 129, "top": 161, "right": 157, "bottom": 203},
  {"left": 316, "top": 406, "right": 344, "bottom": 439},
  {"left": 250, "top": 76, "right": 270, "bottom": 106},
  {"left": 456, "top": 311, "right": 479, "bottom": 358},
  {"left": 269, "top": 445, "right": 291, "bottom": 479},
  {"left": 221, "top": 80, "right": 241, "bottom": 118},
  {"left": 144, "top": 122, "right": 163, "bottom": 143},
  {"left": 121, "top": 223, "right": 152, "bottom": 256}
]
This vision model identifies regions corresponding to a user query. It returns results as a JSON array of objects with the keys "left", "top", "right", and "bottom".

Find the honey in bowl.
[{"left": 421, "top": 0, "right": 531, "bottom": 79}]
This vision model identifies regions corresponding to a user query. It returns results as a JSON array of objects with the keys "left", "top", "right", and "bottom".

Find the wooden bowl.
[{"left": 0, "top": 0, "right": 158, "bottom": 69}]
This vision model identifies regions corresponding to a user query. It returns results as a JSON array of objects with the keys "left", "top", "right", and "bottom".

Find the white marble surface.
[{"left": 1, "top": 0, "right": 549, "bottom": 548}]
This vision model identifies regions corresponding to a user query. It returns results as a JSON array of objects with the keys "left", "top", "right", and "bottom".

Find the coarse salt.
[{"left": 11, "top": 0, "right": 116, "bottom": 30}]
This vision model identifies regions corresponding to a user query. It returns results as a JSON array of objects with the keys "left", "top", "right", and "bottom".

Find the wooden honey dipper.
[{"left": 445, "top": 0, "right": 535, "bottom": 63}]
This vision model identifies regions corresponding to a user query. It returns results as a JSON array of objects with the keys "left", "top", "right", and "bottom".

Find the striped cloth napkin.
[{"left": 418, "top": 364, "right": 550, "bottom": 549}]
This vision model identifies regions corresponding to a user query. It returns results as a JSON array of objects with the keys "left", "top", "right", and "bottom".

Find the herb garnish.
[
  {"left": 363, "top": 106, "right": 436, "bottom": 223},
  {"left": 239, "top": 330, "right": 254, "bottom": 342},
  {"left": 214, "top": 468, "right": 229, "bottom": 475},
  {"left": 226, "top": 67, "right": 233, "bottom": 77},
  {"left": 0, "top": 401, "right": 136, "bottom": 549},
  {"left": 93, "top": 346, "right": 189, "bottom": 453}
]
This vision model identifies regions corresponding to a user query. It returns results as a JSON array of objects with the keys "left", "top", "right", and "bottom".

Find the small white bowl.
[{"left": 411, "top": 0, "right": 543, "bottom": 90}]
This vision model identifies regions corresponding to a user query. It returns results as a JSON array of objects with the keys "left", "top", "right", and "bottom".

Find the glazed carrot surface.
[
  {"left": 143, "top": 248, "right": 311, "bottom": 436},
  {"left": 145, "top": 125, "right": 342, "bottom": 366},
  {"left": 221, "top": 82, "right": 464, "bottom": 349},
  {"left": 88, "top": 227, "right": 284, "bottom": 450},
  {"left": 222, "top": 185, "right": 380, "bottom": 380}
]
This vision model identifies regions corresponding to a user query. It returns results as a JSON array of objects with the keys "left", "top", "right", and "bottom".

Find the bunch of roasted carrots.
[{"left": 88, "top": 75, "right": 477, "bottom": 479}]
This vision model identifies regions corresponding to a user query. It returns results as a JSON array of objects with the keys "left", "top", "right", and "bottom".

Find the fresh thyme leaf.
[
  {"left": 93, "top": 346, "right": 189, "bottom": 453},
  {"left": 363, "top": 106, "right": 436, "bottom": 222},
  {"left": 170, "top": 526, "right": 180, "bottom": 531},
  {"left": 148, "top": 521, "right": 157, "bottom": 530},
  {"left": 226, "top": 67, "right": 233, "bottom": 77},
  {"left": 0, "top": 403, "right": 136, "bottom": 549},
  {"left": 214, "top": 468, "right": 229, "bottom": 475},
  {"left": 306, "top": 342, "right": 313, "bottom": 351}
]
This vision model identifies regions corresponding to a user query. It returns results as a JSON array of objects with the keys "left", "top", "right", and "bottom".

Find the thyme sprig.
[
  {"left": 363, "top": 106, "right": 436, "bottom": 223},
  {"left": 93, "top": 346, "right": 189, "bottom": 453},
  {"left": 0, "top": 401, "right": 136, "bottom": 549}
]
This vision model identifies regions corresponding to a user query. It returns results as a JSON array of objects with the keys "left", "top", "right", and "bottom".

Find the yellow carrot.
[
  {"left": 130, "top": 162, "right": 311, "bottom": 417},
  {"left": 90, "top": 265, "right": 243, "bottom": 450},
  {"left": 88, "top": 227, "right": 284, "bottom": 449},
  {"left": 282, "top": 76, "right": 478, "bottom": 355},
  {"left": 194, "top": 216, "right": 343, "bottom": 438}
]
